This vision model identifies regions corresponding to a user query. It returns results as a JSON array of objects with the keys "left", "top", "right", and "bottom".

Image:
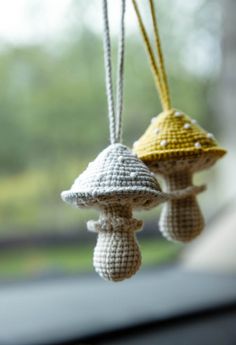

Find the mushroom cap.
[
  {"left": 61, "top": 143, "right": 166, "bottom": 209},
  {"left": 133, "top": 109, "right": 226, "bottom": 173}
]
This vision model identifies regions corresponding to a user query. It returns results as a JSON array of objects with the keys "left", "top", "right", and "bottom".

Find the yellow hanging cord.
[
  {"left": 149, "top": 0, "right": 171, "bottom": 110},
  {"left": 131, "top": 0, "right": 165, "bottom": 109},
  {"left": 132, "top": 0, "right": 171, "bottom": 111}
]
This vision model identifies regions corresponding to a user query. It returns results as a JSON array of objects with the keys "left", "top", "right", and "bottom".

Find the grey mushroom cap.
[{"left": 61, "top": 143, "right": 167, "bottom": 209}]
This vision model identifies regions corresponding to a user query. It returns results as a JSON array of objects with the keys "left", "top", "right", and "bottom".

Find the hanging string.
[
  {"left": 149, "top": 0, "right": 171, "bottom": 110},
  {"left": 131, "top": 0, "right": 165, "bottom": 109},
  {"left": 132, "top": 0, "right": 171, "bottom": 111},
  {"left": 102, "top": 0, "right": 126, "bottom": 144},
  {"left": 115, "top": 0, "right": 126, "bottom": 142},
  {"left": 102, "top": 0, "right": 115, "bottom": 144}
]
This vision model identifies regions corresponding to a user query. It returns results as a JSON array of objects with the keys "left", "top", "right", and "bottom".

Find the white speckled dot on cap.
[
  {"left": 118, "top": 155, "right": 125, "bottom": 163},
  {"left": 130, "top": 172, "right": 138, "bottom": 178},
  {"left": 174, "top": 111, "right": 182, "bottom": 117},
  {"left": 207, "top": 133, "right": 214, "bottom": 139},
  {"left": 184, "top": 123, "right": 191, "bottom": 129},
  {"left": 61, "top": 143, "right": 165, "bottom": 208},
  {"left": 195, "top": 142, "right": 201, "bottom": 148},
  {"left": 160, "top": 140, "right": 168, "bottom": 147},
  {"left": 151, "top": 117, "right": 157, "bottom": 123}
]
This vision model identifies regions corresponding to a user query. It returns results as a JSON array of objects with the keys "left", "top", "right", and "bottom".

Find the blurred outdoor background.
[{"left": 0, "top": 0, "right": 234, "bottom": 281}]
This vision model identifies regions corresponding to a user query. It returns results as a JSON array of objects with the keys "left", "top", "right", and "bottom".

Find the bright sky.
[
  {"left": 0, "top": 0, "right": 219, "bottom": 76},
  {"left": 0, "top": 0, "right": 137, "bottom": 44},
  {"left": 0, "top": 0, "right": 206, "bottom": 41},
  {"left": 0, "top": 0, "right": 73, "bottom": 43}
]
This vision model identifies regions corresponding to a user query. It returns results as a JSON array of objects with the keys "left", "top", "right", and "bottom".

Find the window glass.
[{"left": 0, "top": 0, "right": 229, "bottom": 283}]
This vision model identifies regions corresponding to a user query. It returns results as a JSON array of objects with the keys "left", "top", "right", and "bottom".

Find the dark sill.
[
  {"left": 0, "top": 266, "right": 236, "bottom": 345},
  {"left": 55, "top": 302, "right": 236, "bottom": 345}
]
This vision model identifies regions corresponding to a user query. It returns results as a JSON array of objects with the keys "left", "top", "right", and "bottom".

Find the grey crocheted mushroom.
[{"left": 61, "top": 143, "right": 167, "bottom": 281}]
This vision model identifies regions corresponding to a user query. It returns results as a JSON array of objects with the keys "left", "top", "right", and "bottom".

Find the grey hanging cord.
[
  {"left": 102, "top": 0, "right": 126, "bottom": 144},
  {"left": 115, "top": 0, "right": 126, "bottom": 142}
]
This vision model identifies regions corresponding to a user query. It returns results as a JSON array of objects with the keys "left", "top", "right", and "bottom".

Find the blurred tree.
[
  {"left": 0, "top": 0, "right": 224, "bottom": 233},
  {"left": 216, "top": 0, "right": 236, "bottom": 203}
]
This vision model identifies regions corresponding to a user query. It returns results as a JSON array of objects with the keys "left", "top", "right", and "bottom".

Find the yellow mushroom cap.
[{"left": 133, "top": 109, "right": 227, "bottom": 173}]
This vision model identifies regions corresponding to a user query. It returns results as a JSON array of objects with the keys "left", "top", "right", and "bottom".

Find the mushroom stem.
[
  {"left": 87, "top": 204, "right": 143, "bottom": 282},
  {"left": 159, "top": 170, "right": 204, "bottom": 242}
]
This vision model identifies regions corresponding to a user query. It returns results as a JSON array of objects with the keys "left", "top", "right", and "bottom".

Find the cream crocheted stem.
[
  {"left": 159, "top": 170, "right": 204, "bottom": 243},
  {"left": 87, "top": 204, "right": 142, "bottom": 282},
  {"left": 61, "top": 143, "right": 170, "bottom": 281},
  {"left": 164, "top": 184, "right": 206, "bottom": 200}
]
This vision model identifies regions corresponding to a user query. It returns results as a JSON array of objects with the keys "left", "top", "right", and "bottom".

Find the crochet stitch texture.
[
  {"left": 134, "top": 109, "right": 226, "bottom": 165},
  {"left": 131, "top": 0, "right": 227, "bottom": 243},
  {"left": 133, "top": 109, "right": 226, "bottom": 242},
  {"left": 62, "top": 143, "right": 166, "bottom": 208},
  {"left": 61, "top": 143, "right": 167, "bottom": 281}
]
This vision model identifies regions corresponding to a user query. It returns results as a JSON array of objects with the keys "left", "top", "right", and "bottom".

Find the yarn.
[
  {"left": 132, "top": 1, "right": 227, "bottom": 242},
  {"left": 159, "top": 170, "right": 204, "bottom": 243},
  {"left": 132, "top": 0, "right": 171, "bottom": 111},
  {"left": 134, "top": 109, "right": 226, "bottom": 165},
  {"left": 62, "top": 1, "right": 170, "bottom": 282},
  {"left": 61, "top": 144, "right": 166, "bottom": 210},
  {"left": 133, "top": 108, "right": 226, "bottom": 242},
  {"left": 103, "top": 0, "right": 125, "bottom": 144},
  {"left": 91, "top": 209, "right": 142, "bottom": 281},
  {"left": 62, "top": 143, "right": 167, "bottom": 281}
]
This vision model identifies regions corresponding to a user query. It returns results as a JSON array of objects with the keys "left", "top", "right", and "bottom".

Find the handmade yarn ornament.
[
  {"left": 132, "top": 0, "right": 226, "bottom": 243},
  {"left": 62, "top": 143, "right": 169, "bottom": 281},
  {"left": 61, "top": 0, "right": 170, "bottom": 281}
]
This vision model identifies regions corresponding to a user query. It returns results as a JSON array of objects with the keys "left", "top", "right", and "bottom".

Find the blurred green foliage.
[
  {"left": 0, "top": 0, "right": 220, "bottom": 234},
  {"left": 0, "top": 239, "right": 181, "bottom": 280}
]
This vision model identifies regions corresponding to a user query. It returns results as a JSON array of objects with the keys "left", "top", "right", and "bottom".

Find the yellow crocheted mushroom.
[
  {"left": 132, "top": 0, "right": 227, "bottom": 243},
  {"left": 133, "top": 108, "right": 226, "bottom": 242},
  {"left": 134, "top": 108, "right": 226, "bottom": 163}
]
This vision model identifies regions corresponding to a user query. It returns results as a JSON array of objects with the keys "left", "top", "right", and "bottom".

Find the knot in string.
[{"left": 102, "top": 0, "right": 126, "bottom": 144}]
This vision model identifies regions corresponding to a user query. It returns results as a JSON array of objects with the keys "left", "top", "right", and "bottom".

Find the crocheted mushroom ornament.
[
  {"left": 133, "top": 108, "right": 226, "bottom": 242},
  {"left": 61, "top": 143, "right": 167, "bottom": 281},
  {"left": 61, "top": 0, "right": 166, "bottom": 281}
]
